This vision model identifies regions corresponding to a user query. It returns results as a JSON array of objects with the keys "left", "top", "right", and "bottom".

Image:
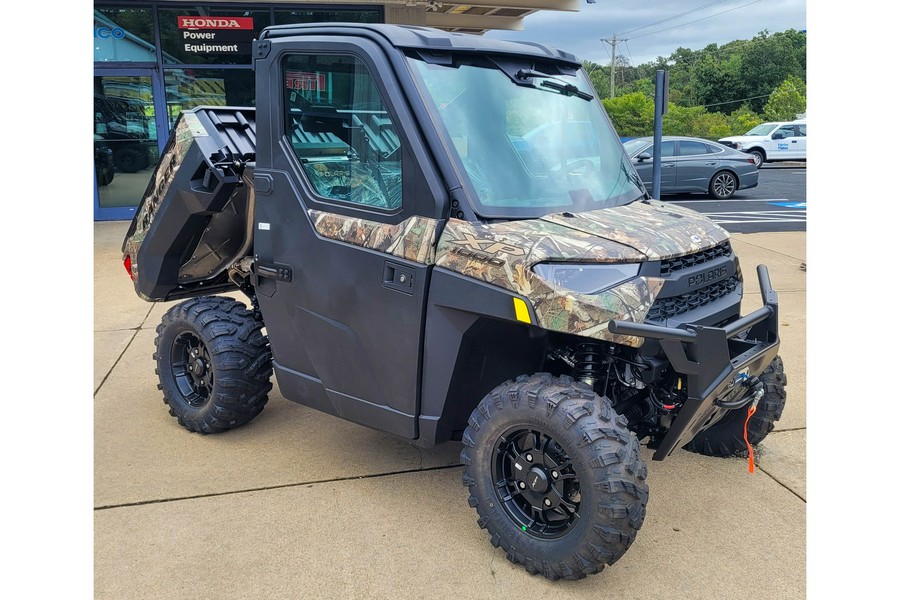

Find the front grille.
[
  {"left": 660, "top": 242, "right": 732, "bottom": 275},
  {"left": 719, "top": 141, "right": 736, "bottom": 149},
  {"left": 647, "top": 275, "right": 740, "bottom": 322}
]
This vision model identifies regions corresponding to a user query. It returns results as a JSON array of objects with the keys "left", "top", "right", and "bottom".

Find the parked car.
[
  {"left": 718, "top": 119, "right": 807, "bottom": 167},
  {"left": 623, "top": 136, "right": 759, "bottom": 199}
]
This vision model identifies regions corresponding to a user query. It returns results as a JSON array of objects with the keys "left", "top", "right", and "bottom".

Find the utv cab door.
[{"left": 251, "top": 37, "right": 445, "bottom": 439}]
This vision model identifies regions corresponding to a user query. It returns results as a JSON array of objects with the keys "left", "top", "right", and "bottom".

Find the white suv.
[{"left": 718, "top": 119, "right": 806, "bottom": 167}]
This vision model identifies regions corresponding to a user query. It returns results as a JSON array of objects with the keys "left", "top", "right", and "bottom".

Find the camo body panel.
[
  {"left": 122, "top": 113, "right": 201, "bottom": 297},
  {"left": 435, "top": 201, "right": 728, "bottom": 346},
  {"left": 309, "top": 210, "right": 439, "bottom": 264},
  {"left": 539, "top": 200, "right": 730, "bottom": 259}
]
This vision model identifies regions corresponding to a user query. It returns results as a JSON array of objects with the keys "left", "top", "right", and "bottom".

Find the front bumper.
[{"left": 609, "top": 265, "right": 780, "bottom": 460}]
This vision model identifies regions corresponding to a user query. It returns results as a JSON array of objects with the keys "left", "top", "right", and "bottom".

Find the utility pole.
[{"left": 601, "top": 34, "right": 627, "bottom": 98}]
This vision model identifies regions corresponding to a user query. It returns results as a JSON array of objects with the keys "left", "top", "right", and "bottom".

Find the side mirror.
[
  {"left": 772, "top": 132, "right": 786, "bottom": 140},
  {"left": 636, "top": 151, "right": 652, "bottom": 162}
]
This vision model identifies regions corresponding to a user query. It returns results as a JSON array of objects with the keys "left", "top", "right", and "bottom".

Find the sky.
[{"left": 487, "top": 0, "right": 807, "bottom": 67}]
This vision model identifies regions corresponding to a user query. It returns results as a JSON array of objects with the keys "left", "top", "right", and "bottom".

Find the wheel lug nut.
[
  {"left": 518, "top": 481, "right": 526, "bottom": 489},
  {"left": 544, "top": 498, "right": 551, "bottom": 506},
  {"left": 525, "top": 454, "right": 533, "bottom": 462},
  {"left": 551, "top": 471, "right": 559, "bottom": 479},
  {"left": 200, "top": 379, "right": 205, "bottom": 386}
]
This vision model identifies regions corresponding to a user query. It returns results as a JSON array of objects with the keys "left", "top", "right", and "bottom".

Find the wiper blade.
[
  {"left": 540, "top": 80, "right": 593, "bottom": 101},
  {"left": 514, "top": 68, "right": 593, "bottom": 101}
]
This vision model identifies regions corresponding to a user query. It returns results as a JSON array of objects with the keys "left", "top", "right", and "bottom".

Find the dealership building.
[{"left": 93, "top": 0, "right": 577, "bottom": 220}]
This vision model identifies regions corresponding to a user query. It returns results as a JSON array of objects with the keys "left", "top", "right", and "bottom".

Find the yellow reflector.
[{"left": 513, "top": 298, "right": 531, "bottom": 324}]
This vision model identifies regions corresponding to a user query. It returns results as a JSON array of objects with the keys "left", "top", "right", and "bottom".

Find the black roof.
[{"left": 258, "top": 23, "right": 581, "bottom": 67}]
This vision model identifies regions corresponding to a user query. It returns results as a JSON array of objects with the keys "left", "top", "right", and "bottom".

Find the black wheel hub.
[
  {"left": 492, "top": 428, "right": 581, "bottom": 539},
  {"left": 172, "top": 331, "right": 214, "bottom": 407}
]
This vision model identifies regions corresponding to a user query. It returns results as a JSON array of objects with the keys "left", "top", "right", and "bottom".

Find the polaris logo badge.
[{"left": 688, "top": 265, "right": 730, "bottom": 288}]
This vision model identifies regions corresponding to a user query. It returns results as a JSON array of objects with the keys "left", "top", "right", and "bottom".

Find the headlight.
[
  {"left": 734, "top": 142, "right": 743, "bottom": 150},
  {"left": 532, "top": 263, "right": 640, "bottom": 294}
]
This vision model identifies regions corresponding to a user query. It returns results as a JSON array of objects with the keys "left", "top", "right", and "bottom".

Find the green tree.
[
  {"left": 763, "top": 76, "right": 806, "bottom": 121},
  {"left": 582, "top": 60, "right": 610, "bottom": 100},
  {"left": 601, "top": 93, "right": 654, "bottom": 137},
  {"left": 726, "top": 105, "right": 764, "bottom": 135},
  {"left": 737, "top": 30, "right": 804, "bottom": 112}
]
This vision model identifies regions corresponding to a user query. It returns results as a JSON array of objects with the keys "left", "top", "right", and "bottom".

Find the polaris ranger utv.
[{"left": 122, "top": 24, "right": 786, "bottom": 581}]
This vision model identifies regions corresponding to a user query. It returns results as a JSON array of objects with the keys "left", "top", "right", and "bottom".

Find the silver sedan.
[{"left": 623, "top": 136, "right": 759, "bottom": 199}]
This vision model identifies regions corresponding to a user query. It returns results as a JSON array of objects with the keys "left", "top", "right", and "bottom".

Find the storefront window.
[
  {"left": 159, "top": 8, "right": 271, "bottom": 65},
  {"left": 94, "top": 7, "right": 156, "bottom": 62},
  {"left": 274, "top": 9, "right": 381, "bottom": 25},
  {"left": 95, "top": 75, "right": 159, "bottom": 209},
  {"left": 164, "top": 69, "right": 255, "bottom": 131}
]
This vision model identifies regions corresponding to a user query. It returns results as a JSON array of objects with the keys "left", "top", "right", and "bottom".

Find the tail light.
[{"left": 123, "top": 255, "right": 134, "bottom": 281}]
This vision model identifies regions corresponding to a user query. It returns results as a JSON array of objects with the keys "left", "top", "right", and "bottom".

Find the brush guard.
[{"left": 609, "top": 265, "right": 781, "bottom": 461}]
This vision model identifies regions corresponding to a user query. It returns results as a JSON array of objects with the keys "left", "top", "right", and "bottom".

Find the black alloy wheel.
[
  {"left": 493, "top": 427, "right": 581, "bottom": 539},
  {"left": 171, "top": 331, "right": 214, "bottom": 407},
  {"left": 154, "top": 296, "right": 273, "bottom": 434},
  {"left": 461, "top": 373, "right": 648, "bottom": 581}
]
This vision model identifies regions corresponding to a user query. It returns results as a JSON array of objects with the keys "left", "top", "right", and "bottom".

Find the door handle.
[{"left": 383, "top": 261, "right": 414, "bottom": 295}]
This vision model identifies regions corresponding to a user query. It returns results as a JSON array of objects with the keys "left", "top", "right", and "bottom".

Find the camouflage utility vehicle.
[{"left": 123, "top": 24, "right": 786, "bottom": 581}]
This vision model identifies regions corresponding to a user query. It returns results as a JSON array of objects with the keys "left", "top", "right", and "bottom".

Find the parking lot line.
[{"left": 671, "top": 198, "right": 789, "bottom": 204}]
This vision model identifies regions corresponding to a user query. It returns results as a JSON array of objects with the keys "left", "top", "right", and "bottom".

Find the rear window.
[{"left": 678, "top": 140, "right": 708, "bottom": 156}]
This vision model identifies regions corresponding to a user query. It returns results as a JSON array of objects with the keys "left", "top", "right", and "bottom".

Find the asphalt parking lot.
[{"left": 94, "top": 221, "right": 806, "bottom": 599}]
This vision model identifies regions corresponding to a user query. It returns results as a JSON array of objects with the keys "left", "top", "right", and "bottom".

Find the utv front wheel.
[
  {"left": 154, "top": 296, "right": 273, "bottom": 433},
  {"left": 684, "top": 356, "right": 787, "bottom": 457},
  {"left": 461, "top": 374, "right": 648, "bottom": 581}
]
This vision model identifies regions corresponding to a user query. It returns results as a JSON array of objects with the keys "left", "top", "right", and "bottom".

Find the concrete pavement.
[{"left": 94, "top": 222, "right": 806, "bottom": 599}]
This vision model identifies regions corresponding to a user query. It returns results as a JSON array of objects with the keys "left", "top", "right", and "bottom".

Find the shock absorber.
[{"left": 574, "top": 343, "right": 606, "bottom": 388}]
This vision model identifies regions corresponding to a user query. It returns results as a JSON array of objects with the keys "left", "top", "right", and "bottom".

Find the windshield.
[
  {"left": 408, "top": 56, "right": 645, "bottom": 218},
  {"left": 744, "top": 123, "right": 778, "bottom": 136}
]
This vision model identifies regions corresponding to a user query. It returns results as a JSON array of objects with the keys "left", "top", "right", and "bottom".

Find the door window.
[
  {"left": 774, "top": 125, "right": 796, "bottom": 138},
  {"left": 283, "top": 54, "right": 402, "bottom": 211}
]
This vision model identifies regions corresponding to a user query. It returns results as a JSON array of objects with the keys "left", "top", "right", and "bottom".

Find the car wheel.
[
  {"left": 154, "top": 296, "right": 273, "bottom": 433},
  {"left": 749, "top": 149, "right": 765, "bottom": 167},
  {"left": 709, "top": 171, "right": 738, "bottom": 199},
  {"left": 461, "top": 373, "right": 648, "bottom": 580}
]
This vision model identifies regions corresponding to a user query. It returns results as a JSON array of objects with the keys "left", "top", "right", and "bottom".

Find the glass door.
[{"left": 94, "top": 70, "right": 162, "bottom": 221}]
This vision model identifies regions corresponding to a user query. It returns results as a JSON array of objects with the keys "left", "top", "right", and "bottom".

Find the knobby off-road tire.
[
  {"left": 154, "top": 296, "right": 273, "bottom": 433},
  {"left": 461, "top": 373, "right": 649, "bottom": 581},
  {"left": 683, "top": 356, "right": 787, "bottom": 457}
]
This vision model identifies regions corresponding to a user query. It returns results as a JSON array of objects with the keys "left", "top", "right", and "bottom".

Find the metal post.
[{"left": 651, "top": 69, "right": 668, "bottom": 199}]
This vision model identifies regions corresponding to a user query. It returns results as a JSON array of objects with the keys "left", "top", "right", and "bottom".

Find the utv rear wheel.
[
  {"left": 154, "top": 296, "right": 273, "bottom": 433},
  {"left": 683, "top": 356, "right": 787, "bottom": 457},
  {"left": 461, "top": 374, "right": 648, "bottom": 581}
]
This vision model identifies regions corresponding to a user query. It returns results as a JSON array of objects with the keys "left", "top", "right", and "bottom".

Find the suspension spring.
[{"left": 574, "top": 343, "right": 606, "bottom": 387}]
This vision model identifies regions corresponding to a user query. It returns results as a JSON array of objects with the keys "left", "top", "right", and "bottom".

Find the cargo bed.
[{"left": 122, "top": 107, "right": 257, "bottom": 301}]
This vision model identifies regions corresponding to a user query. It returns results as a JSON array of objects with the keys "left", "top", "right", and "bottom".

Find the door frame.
[{"left": 93, "top": 67, "right": 167, "bottom": 221}]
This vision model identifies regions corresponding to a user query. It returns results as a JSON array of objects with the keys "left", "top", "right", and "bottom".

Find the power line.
[
  {"left": 620, "top": 0, "right": 732, "bottom": 36},
  {"left": 629, "top": 0, "right": 765, "bottom": 41},
  {"left": 700, "top": 93, "right": 771, "bottom": 108}
]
